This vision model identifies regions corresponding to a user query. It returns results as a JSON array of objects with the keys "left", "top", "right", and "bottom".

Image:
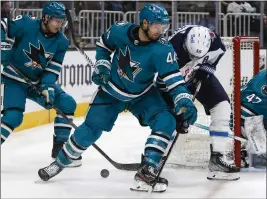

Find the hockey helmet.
[
  {"left": 42, "top": 1, "right": 66, "bottom": 19},
  {"left": 185, "top": 26, "right": 211, "bottom": 59},
  {"left": 139, "top": 4, "right": 170, "bottom": 34}
]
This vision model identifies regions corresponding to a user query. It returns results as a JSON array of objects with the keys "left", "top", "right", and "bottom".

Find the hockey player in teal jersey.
[
  {"left": 235, "top": 69, "right": 267, "bottom": 168},
  {"left": 240, "top": 69, "right": 267, "bottom": 130},
  {"left": 1, "top": 2, "right": 80, "bottom": 167},
  {"left": 38, "top": 4, "right": 198, "bottom": 192}
]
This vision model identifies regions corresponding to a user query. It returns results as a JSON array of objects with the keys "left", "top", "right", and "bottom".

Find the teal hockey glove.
[
  {"left": 92, "top": 60, "right": 111, "bottom": 86},
  {"left": 174, "top": 93, "right": 197, "bottom": 125}
]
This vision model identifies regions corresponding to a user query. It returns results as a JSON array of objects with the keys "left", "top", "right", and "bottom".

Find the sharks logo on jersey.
[
  {"left": 23, "top": 40, "right": 53, "bottom": 69},
  {"left": 117, "top": 46, "right": 141, "bottom": 82}
]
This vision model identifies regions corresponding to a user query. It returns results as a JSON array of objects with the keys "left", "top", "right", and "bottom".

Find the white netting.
[{"left": 167, "top": 37, "right": 259, "bottom": 168}]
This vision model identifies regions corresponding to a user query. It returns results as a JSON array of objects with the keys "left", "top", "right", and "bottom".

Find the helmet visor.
[
  {"left": 149, "top": 22, "right": 170, "bottom": 34},
  {"left": 49, "top": 16, "right": 68, "bottom": 28}
]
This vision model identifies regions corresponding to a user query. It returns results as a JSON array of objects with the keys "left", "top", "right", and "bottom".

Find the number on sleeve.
[
  {"left": 166, "top": 52, "right": 177, "bottom": 63},
  {"left": 246, "top": 94, "right": 262, "bottom": 103},
  {"left": 12, "top": 15, "right": 23, "bottom": 21}
]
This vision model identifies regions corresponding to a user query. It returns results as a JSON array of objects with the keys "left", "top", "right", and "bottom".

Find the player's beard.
[{"left": 144, "top": 28, "right": 160, "bottom": 41}]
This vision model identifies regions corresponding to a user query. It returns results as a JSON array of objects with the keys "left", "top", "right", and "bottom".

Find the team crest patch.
[
  {"left": 117, "top": 46, "right": 141, "bottom": 82},
  {"left": 23, "top": 40, "right": 53, "bottom": 69}
]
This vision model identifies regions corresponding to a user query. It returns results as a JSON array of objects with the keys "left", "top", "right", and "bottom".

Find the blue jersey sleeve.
[
  {"left": 8, "top": 15, "right": 31, "bottom": 39},
  {"left": 95, "top": 24, "right": 118, "bottom": 62},
  {"left": 153, "top": 39, "right": 188, "bottom": 101},
  {"left": 95, "top": 22, "right": 132, "bottom": 62}
]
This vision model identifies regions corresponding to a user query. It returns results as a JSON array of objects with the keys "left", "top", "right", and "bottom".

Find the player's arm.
[
  {"left": 153, "top": 44, "right": 197, "bottom": 124},
  {"left": 153, "top": 47, "right": 187, "bottom": 102},
  {"left": 95, "top": 24, "right": 117, "bottom": 61},
  {"left": 1, "top": 18, "right": 12, "bottom": 68},
  {"left": 1, "top": 15, "right": 34, "bottom": 68},
  {"left": 7, "top": 15, "right": 31, "bottom": 38},
  {"left": 39, "top": 37, "right": 69, "bottom": 106},
  {"left": 93, "top": 24, "right": 119, "bottom": 86},
  {"left": 40, "top": 38, "right": 69, "bottom": 85}
]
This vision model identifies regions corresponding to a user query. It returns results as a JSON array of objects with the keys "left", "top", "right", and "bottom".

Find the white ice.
[{"left": 1, "top": 113, "right": 266, "bottom": 198}]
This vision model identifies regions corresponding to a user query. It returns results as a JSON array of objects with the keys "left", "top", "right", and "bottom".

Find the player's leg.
[
  {"left": 51, "top": 85, "right": 78, "bottom": 166},
  {"left": 27, "top": 84, "right": 79, "bottom": 166},
  {"left": 194, "top": 75, "right": 240, "bottom": 180},
  {"left": 38, "top": 88, "right": 126, "bottom": 181},
  {"left": 1, "top": 79, "right": 27, "bottom": 144},
  {"left": 130, "top": 87, "right": 176, "bottom": 192}
]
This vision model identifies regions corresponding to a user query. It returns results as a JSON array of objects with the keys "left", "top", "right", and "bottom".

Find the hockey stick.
[
  {"left": 64, "top": 8, "right": 114, "bottom": 107},
  {"left": 65, "top": 9, "right": 95, "bottom": 69},
  {"left": 150, "top": 80, "right": 203, "bottom": 192},
  {"left": 7, "top": 64, "right": 140, "bottom": 171},
  {"left": 193, "top": 123, "right": 247, "bottom": 143}
]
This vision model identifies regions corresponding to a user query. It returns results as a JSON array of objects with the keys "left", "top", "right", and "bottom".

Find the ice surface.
[{"left": 1, "top": 113, "right": 266, "bottom": 198}]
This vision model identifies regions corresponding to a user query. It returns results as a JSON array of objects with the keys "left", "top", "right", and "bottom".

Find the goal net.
[{"left": 167, "top": 36, "right": 260, "bottom": 169}]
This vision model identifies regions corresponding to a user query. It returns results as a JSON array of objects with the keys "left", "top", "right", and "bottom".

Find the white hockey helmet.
[{"left": 185, "top": 26, "right": 211, "bottom": 59}]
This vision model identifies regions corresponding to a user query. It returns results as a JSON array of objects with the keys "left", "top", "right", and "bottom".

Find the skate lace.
[
  {"left": 147, "top": 166, "right": 157, "bottom": 177},
  {"left": 218, "top": 156, "right": 236, "bottom": 168},
  {"left": 45, "top": 163, "right": 60, "bottom": 175}
]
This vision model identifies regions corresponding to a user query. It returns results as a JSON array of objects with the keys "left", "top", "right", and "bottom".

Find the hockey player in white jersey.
[{"left": 156, "top": 25, "right": 240, "bottom": 180}]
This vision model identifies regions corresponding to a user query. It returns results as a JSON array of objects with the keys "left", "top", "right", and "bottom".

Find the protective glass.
[
  {"left": 49, "top": 16, "right": 68, "bottom": 28},
  {"left": 149, "top": 22, "right": 170, "bottom": 34}
]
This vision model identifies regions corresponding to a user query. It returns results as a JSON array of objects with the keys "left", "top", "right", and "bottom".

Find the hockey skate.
[
  {"left": 130, "top": 162, "right": 168, "bottom": 193},
  {"left": 207, "top": 150, "right": 240, "bottom": 181},
  {"left": 52, "top": 138, "right": 82, "bottom": 168},
  {"left": 38, "top": 161, "right": 63, "bottom": 181}
]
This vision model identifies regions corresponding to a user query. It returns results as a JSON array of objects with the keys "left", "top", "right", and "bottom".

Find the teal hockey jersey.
[
  {"left": 95, "top": 21, "right": 187, "bottom": 102},
  {"left": 1, "top": 15, "right": 69, "bottom": 84},
  {"left": 241, "top": 69, "right": 267, "bottom": 128}
]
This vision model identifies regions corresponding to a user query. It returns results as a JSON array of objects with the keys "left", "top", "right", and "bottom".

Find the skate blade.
[
  {"left": 130, "top": 180, "right": 167, "bottom": 193},
  {"left": 207, "top": 171, "right": 240, "bottom": 181},
  {"left": 51, "top": 158, "right": 82, "bottom": 168}
]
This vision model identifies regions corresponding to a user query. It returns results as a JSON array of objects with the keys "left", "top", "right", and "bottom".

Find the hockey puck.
[{"left": 100, "top": 169, "right": 109, "bottom": 178}]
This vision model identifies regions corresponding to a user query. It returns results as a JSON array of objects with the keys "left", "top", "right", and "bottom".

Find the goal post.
[{"left": 232, "top": 36, "right": 260, "bottom": 167}]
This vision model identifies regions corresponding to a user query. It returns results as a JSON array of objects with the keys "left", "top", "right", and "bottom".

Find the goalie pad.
[{"left": 244, "top": 115, "right": 266, "bottom": 154}]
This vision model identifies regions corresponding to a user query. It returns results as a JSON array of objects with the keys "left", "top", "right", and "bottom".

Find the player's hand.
[
  {"left": 92, "top": 60, "right": 111, "bottom": 86},
  {"left": 174, "top": 114, "right": 190, "bottom": 134},
  {"left": 174, "top": 93, "right": 197, "bottom": 125},
  {"left": 39, "top": 85, "right": 55, "bottom": 107}
]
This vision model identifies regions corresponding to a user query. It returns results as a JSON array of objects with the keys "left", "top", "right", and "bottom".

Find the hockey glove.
[
  {"left": 39, "top": 84, "right": 55, "bottom": 109},
  {"left": 174, "top": 114, "right": 190, "bottom": 134},
  {"left": 92, "top": 60, "right": 111, "bottom": 86},
  {"left": 174, "top": 93, "right": 197, "bottom": 125}
]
